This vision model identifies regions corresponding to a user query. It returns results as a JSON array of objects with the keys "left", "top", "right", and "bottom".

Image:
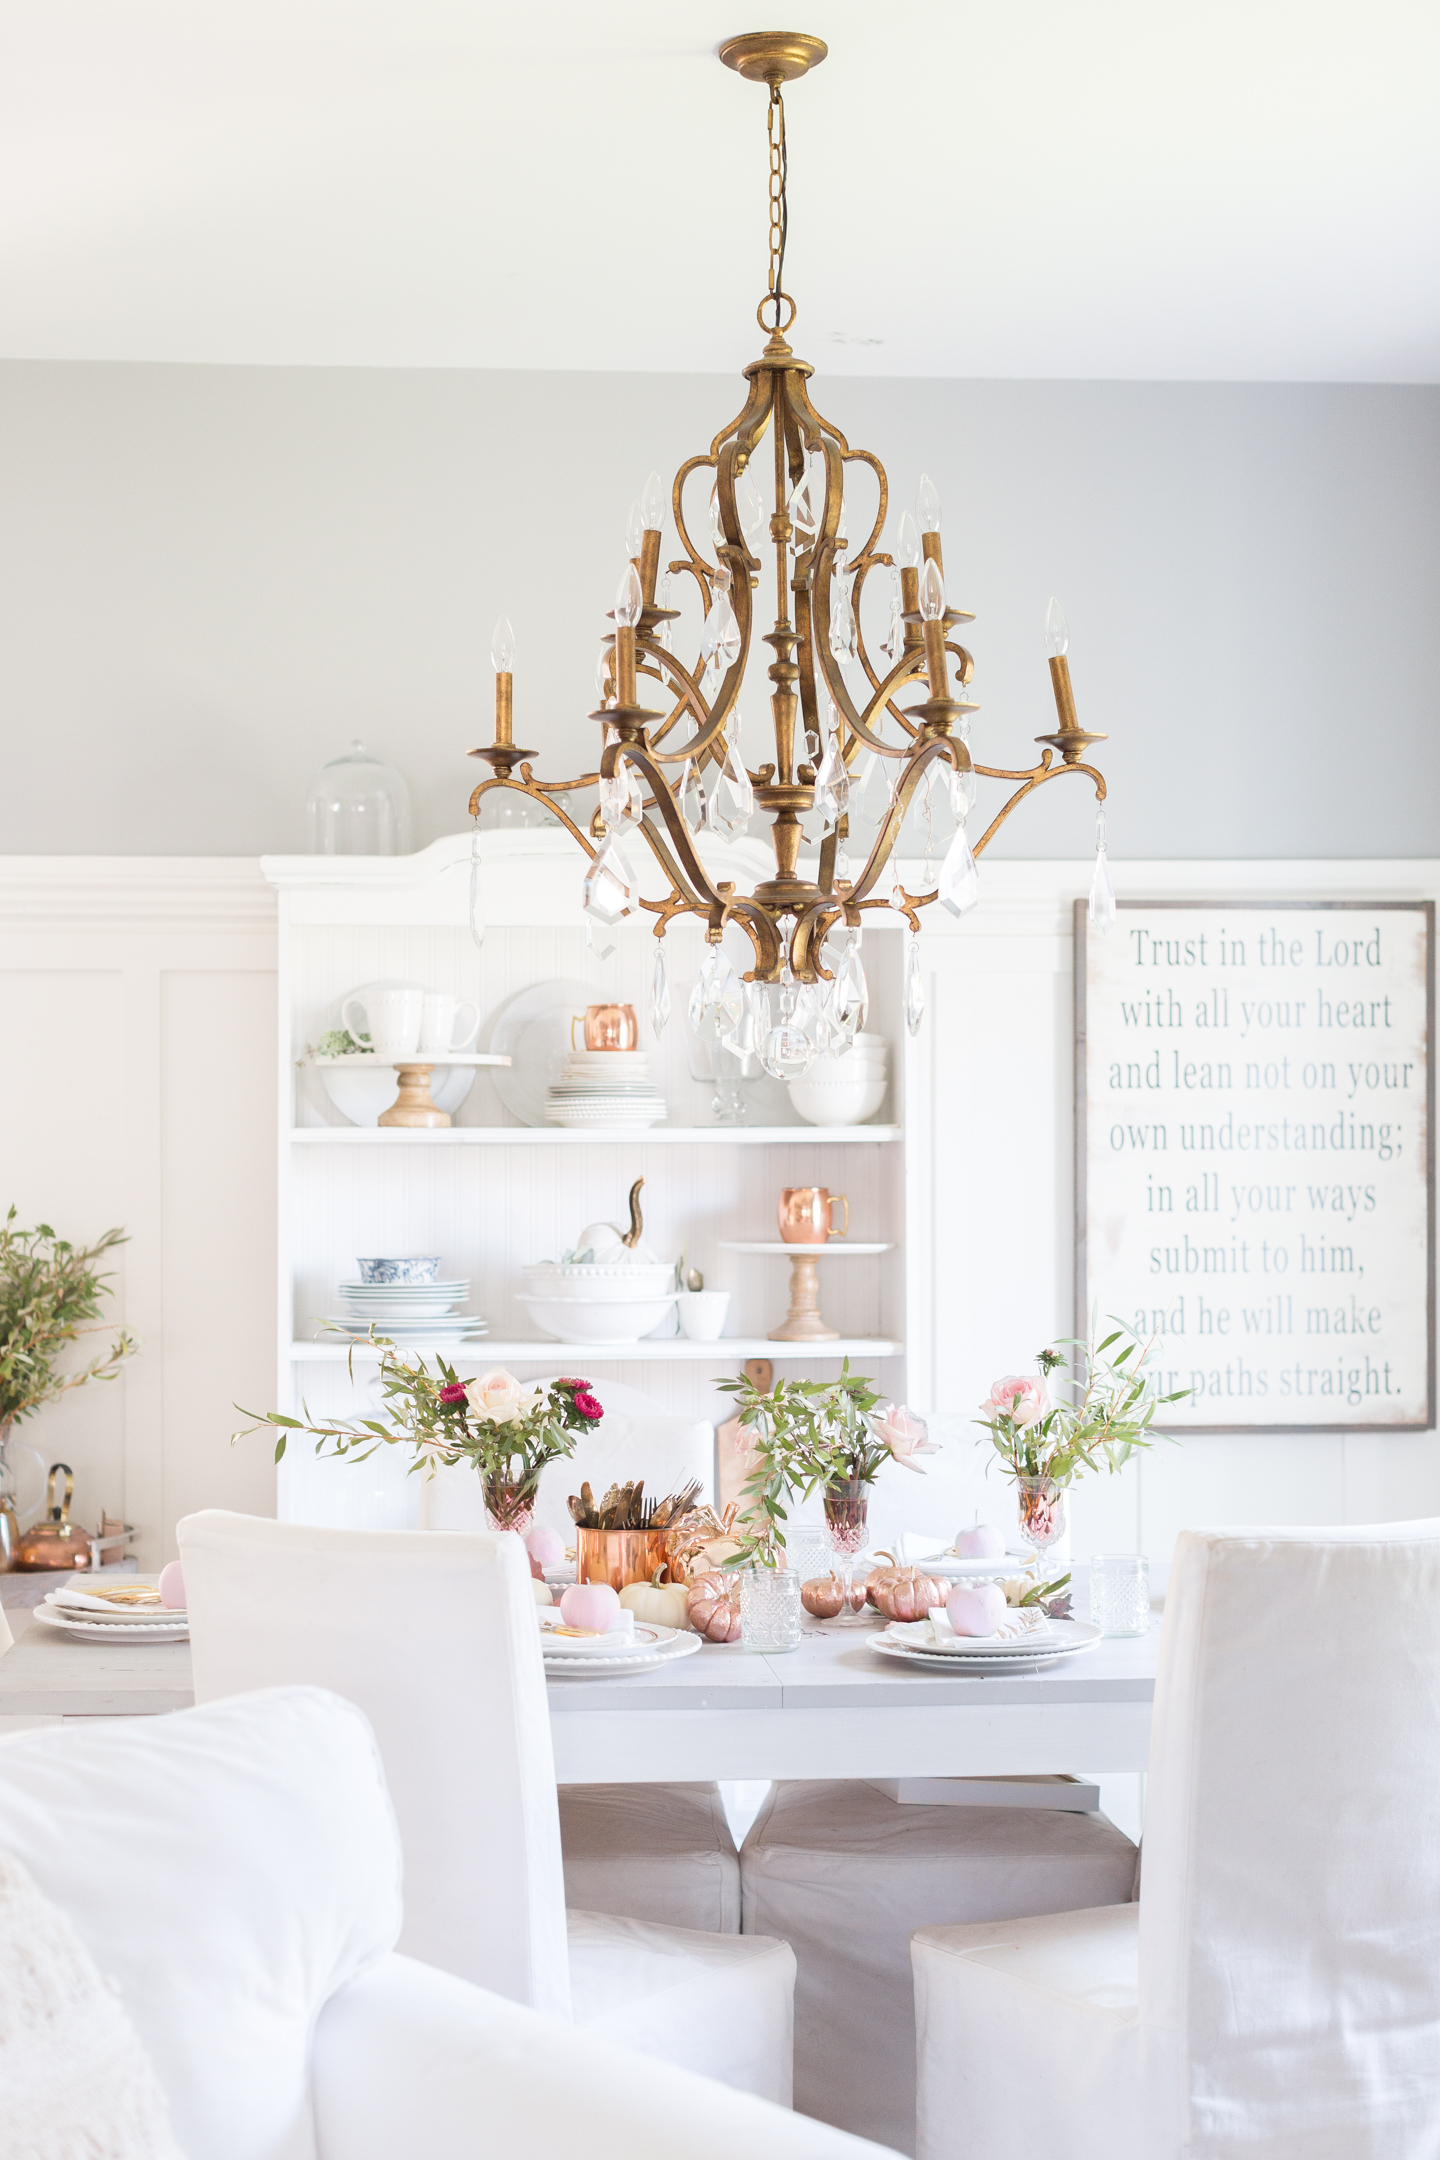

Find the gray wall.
[{"left": 1, "top": 360, "right": 1435, "bottom": 857}]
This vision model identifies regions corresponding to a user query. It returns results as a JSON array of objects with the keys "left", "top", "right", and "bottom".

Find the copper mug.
[
  {"left": 778, "top": 1187, "right": 849, "bottom": 1245},
  {"left": 571, "top": 1003, "right": 638, "bottom": 1052}
]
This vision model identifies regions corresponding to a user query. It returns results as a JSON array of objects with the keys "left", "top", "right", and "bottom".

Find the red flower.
[
  {"left": 554, "top": 1378, "right": 586, "bottom": 1391},
  {"left": 437, "top": 1382, "right": 469, "bottom": 1405},
  {"left": 573, "top": 1390, "right": 603, "bottom": 1422}
]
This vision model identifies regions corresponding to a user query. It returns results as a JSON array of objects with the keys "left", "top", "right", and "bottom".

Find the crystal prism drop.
[
  {"left": 693, "top": 947, "right": 744, "bottom": 1043},
  {"left": 905, "top": 933, "right": 925, "bottom": 1035},
  {"left": 829, "top": 573, "right": 857, "bottom": 661},
  {"left": 586, "top": 914, "right": 617, "bottom": 962},
  {"left": 707, "top": 736, "right": 754, "bottom": 838},
  {"left": 736, "top": 469, "right": 765, "bottom": 546},
  {"left": 598, "top": 757, "right": 643, "bottom": 833},
  {"left": 1089, "top": 845, "right": 1116, "bottom": 934},
  {"left": 583, "top": 835, "right": 634, "bottom": 926},
  {"left": 948, "top": 761, "right": 978, "bottom": 818},
  {"left": 709, "top": 485, "right": 725, "bottom": 555},
  {"left": 813, "top": 712, "right": 850, "bottom": 830},
  {"left": 836, "top": 948, "right": 869, "bottom": 1035},
  {"left": 937, "top": 824, "right": 980, "bottom": 917},
  {"left": 679, "top": 758, "right": 705, "bottom": 831},
  {"left": 688, "top": 948, "right": 716, "bottom": 1033},
  {"left": 707, "top": 582, "right": 741, "bottom": 667},
  {"left": 651, "top": 943, "right": 671, "bottom": 1036}
]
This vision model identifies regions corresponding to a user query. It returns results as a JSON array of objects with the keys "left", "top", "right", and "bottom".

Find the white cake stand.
[{"left": 719, "top": 1240, "right": 892, "bottom": 1342}]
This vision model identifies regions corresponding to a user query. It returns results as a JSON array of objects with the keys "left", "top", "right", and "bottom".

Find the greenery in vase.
[
  {"left": 237, "top": 1350, "right": 603, "bottom": 1511},
  {"left": 976, "top": 1324, "right": 1186, "bottom": 1491},
  {"left": 0, "top": 1210, "right": 137, "bottom": 1431},
  {"left": 715, "top": 1361, "right": 934, "bottom": 1568}
]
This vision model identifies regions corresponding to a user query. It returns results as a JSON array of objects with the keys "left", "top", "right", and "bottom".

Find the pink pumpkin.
[
  {"left": 946, "top": 1582, "right": 1007, "bottom": 1637},
  {"left": 157, "top": 1560, "right": 186, "bottom": 1610},
  {"left": 526, "top": 1525, "right": 565, "bottom": 1568},
  {"left": 954, "top": 1523, "right": 1006, "bottom": 1559},
  {"left": 559, "top": 1581, "right": 622, "bottom": 1632}
]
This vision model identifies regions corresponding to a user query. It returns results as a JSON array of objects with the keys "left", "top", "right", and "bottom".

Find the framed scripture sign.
[{"left": 1076, "top": 900, "right": 1435, "bottom": 1432}]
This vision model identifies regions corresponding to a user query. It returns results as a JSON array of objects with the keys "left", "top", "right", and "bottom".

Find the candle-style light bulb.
[
  {"left": 490, "top": 615, "right": 516, "bottom": 673},
  {"left": 896, "top": 511, "right": 921, "bottom": 570},
  {"left": 641, "top": 469, "right": 665, "bottom": 531},
  {"left": 1044, "top": 598, "right": 1070, "bottom": 658},
  {"left": 919, "top": 557, "right": 946, "bottom": 622},
  {"left": 915, "top": 474, "right": 942, "bottom": 535},
  {"left": 614, "top": 563, "right": 644, "bottom": 628},
  {"left": 625, "top": 501, "right": 644, "bottom": 560}
]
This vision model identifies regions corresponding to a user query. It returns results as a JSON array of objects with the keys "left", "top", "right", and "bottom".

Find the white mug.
[
  {"left": 419, "top": 992, "right": 480, "bottom": 1054},
  {"left": 342, "top": 984, "right": 424, "bottom": 1059}
]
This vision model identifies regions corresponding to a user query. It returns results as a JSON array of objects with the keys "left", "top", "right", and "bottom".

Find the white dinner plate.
[
  {"left": 543, "top": 1633, "right": 702, "bottom": 1677},
  {"left": 882, "top": 1618, "right": 1064, "bottom": 1657},
  {"left": 926, "top": 1551, "right": 1035, "bottom": 1580},
  {"left": 488, "top": 978, "right": 600, "bottom": 1128},
  {"left": 32, "top": 1605, "right": 189, "bottom": 1644},
  {"left": 44, "top": 1595, "right": 183, "bottom": 1624},
  {"left": 867, "top": 1624, "right": 1100, "bottom": 1673}
]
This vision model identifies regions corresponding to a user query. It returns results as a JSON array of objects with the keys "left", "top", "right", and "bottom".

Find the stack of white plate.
[
  {"left": 326, "top": 1277, "right": 489, "bottom": 1343},
  {"left": 539, "top": 1616, "right": 702, "bottom": 1676},
  {"left": 33, "top": 1584, "right": 189, "bottom": 1643},
  {"left": 545, "top": 1050, "right": 667, "bottom": 1129},
  {"left": 868, "top": 1616, "right": 1102, "bottom": 1673}
]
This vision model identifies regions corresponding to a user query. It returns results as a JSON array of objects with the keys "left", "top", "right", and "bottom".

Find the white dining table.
[{"left": 0, "top": 1609, "right": 1159, "bottom": 1781}]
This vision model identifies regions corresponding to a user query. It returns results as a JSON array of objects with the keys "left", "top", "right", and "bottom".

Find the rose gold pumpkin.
[
  {"left": 865, "top": 1562, "right": 947, "bottom": 1622},
  {"left": 801, "top": 1572, "right": 867, "bottom": 1618},
  {"left": 686, "top": 1568, "right": 743, "bottom": 1643}
]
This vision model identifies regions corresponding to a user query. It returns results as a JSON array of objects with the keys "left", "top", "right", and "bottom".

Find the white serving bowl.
[
  {"left": 787, "top": 1072, "right": 889, "bottom": 1127},
  {"left": 516, "top": 1292, "right": 679, "bottom": 1344}
]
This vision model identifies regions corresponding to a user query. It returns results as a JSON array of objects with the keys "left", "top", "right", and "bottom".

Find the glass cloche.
[{"left": 306, "top": 740, "right": 412, "bottom": 855}]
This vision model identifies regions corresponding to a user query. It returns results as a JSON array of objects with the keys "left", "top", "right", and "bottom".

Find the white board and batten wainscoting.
[{"left": 2, "top": 844, "right": 1437, "bottom": 1573}]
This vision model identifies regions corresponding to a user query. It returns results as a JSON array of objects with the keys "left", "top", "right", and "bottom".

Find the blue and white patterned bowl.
[{"left": 355, "top": 1255, "right": 441, "bottom": 1285}]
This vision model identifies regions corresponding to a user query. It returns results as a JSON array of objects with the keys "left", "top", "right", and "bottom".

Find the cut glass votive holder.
[
  {"left": 1089, "top": 1553, "right": 1151, "bottom": 1637},
  {"left": 740, "top": 1566, "right": 803, "bottom": 1654}
]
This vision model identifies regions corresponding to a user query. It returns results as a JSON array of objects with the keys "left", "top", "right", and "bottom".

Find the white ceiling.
[{"left": 0, "top": 0, "right": 1436, "bottom": 380}]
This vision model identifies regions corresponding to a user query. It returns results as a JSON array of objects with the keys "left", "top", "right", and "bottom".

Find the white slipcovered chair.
[
  {"left": 741, "top": 1777, "right": 1137, "bottom": 2152},
  {"left": 911, "top": 1520, "right": 1440, "bottom": 2160},
  {"left": 178, "top": 1509, "right": 789, "bottom": 2098},
  {"left": 419, "top": 1381, "right": 742, "bottom": 1932},
  {"left": 0, "top": 1685, "right": 894, "bottom": 2160}
]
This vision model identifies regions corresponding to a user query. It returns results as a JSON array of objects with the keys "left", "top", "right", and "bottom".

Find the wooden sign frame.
[{"left": 1075, "top": 898, "right": 1435, "bottom": 1434}]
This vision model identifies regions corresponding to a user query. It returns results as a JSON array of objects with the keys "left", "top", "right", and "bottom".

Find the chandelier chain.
[{"left": 765, "top": 82, "right": 788, "bottom": 327}]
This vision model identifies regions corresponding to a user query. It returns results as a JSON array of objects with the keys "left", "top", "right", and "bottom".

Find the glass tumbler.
[
  {"left": 739, "top": 1566, "right": 803, "bottom": 1654},
  {"left": 1088, "top": 1554, "right": 1151, "bottom": 1637}
]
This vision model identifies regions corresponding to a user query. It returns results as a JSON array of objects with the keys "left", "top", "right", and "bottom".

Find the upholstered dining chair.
[
  {"left": 178, "top": 1511, "right": 794, "bottom": 2101},
  {"left": 415, "top": 1381, "right": 740, "bottom": 1934},
  {"left": 910, "top": 1520, "right": 1440, "bottom": 2160}
]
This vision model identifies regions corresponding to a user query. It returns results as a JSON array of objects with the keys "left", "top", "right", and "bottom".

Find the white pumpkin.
[
  {"left": 693, "top": 1534, "right": 744, "bottom": 1573},
  {"left": 530, "top": 1577, "right": 553, "bottom": 1606},
  {"left": 618, "top": 1571, "right": 691, "bottom": 1630}
]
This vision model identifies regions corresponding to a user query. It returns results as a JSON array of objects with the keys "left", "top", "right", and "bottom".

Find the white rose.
[{"left": 467, "top": 1368, "right": 523, "bottom": 1423}]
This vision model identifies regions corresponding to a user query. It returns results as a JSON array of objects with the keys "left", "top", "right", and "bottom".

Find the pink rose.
[
  {"left": 872, "top": 1403, "right": 936, "bottom": 1473},
  {"left": 981, "top": 1375, "right": 1048, "bottom": 1428}
]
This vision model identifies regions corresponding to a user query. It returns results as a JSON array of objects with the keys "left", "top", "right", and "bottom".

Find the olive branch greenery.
[
  {"left": 714, "top": 1361, "right": 889, "bottom": 1569},
  {"left": 976, "top": 1320, "right": 1187, "bottom": 1489},
  {"left": 0, "top": 1209, "right": 137, "bottom": 1431}
]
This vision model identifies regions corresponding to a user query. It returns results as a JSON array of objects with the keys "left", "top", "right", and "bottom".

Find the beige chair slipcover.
[
  {"left": 741, "top": 1776, "right": 1137, "bottom": 2152},
  {"left": 912, "top": 1521, "right": 1440, "bottom": 2158}
]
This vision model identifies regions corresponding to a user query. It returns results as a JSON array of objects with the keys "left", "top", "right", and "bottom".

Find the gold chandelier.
[{"left": 470, "top": 30, "right": 1113, "bottom": 1071}]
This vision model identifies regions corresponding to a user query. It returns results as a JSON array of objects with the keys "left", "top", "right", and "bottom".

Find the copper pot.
[
  {"left": 575, "top": 1526, "right": 673, "bottom": 1593},
  {"left": 14, "top": 1464, "right": 92, "bottom": 1572}
]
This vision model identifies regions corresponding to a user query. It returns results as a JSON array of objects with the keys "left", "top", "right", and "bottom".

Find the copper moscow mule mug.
[
  {"left": 570, "top": 1003, "right": 639, "bottom": 1052},
  {"left": 778, "top": 1187, "right": 850, "bottom": 1245}
]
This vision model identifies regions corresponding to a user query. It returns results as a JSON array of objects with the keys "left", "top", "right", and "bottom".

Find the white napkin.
[
  {"left": 51, "top": 1584, "right": 171, "bottom": 1616},
  {"left": 538, "top": 1609, "right": 639, "bottom": 1654},
  {"left": 887, "top": 1606, "right": 1050, "bottom": 1651}
]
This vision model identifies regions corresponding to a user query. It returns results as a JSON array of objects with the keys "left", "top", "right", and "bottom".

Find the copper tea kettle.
[{"left": 14, "top": 1464, "right": 91, "bottom": 1571}]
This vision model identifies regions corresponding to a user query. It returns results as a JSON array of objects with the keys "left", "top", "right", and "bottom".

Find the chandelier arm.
[
  {"left": 637, "top": 646, "right": 710, "bottom": 747},
  {"left": 843, "top": 653, "right": 930, "bottom": 756},
  {"left": 970, "top": 760, "right": 1108, "bottom": 860},
  {"left": 839, "top": 446, "right": 888, "bottom": 567},
  {"left": 671, "top": 454, "right": 721, "bottom": 598},
  {"left": 970, "top": 753, "right": 1054, "bottom": 781},
  {"left": 844, "top": 736, "right": 962, "bottom": 906},
  {"left": 466, "top": 773, "right": 601, "bottom": 859},
  {"left": 606, "top": 741, "right": 725, "bottom": 913},
  {"left": 847, "top": 554, "right": 925, "bottom": 747}
]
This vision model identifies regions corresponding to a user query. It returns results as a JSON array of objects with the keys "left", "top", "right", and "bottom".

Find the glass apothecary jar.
[{"left": 306, "top": 740, "right": 411, "bottom": 854}]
